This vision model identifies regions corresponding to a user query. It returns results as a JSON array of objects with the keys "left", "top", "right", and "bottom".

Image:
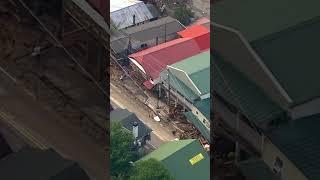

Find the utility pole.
[
  {"left": 175, "top": 90, "right": 178, "bottom": 107},
  {"left": 157, "top": 83, "right": 161, "bottom": 108}
]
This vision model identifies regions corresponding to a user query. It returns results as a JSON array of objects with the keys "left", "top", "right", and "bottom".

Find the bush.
[
  {"left": 110, "top": 122, "right": 136, "bottom": 177},
  {"left": 129, "top": 158, "right": 175, "bottom": 180},
  {"left": 173, "top": 6, "right": 194, "bottom": 25}
]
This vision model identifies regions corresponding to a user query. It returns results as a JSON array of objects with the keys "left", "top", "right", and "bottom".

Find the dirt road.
[{"left": 110, "top": 83, "right": 176, "bottom": 142}]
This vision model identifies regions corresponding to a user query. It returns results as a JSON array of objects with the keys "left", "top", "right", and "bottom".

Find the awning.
[{"left": 143, "top": 79, "right": 155, "bottom": 90}]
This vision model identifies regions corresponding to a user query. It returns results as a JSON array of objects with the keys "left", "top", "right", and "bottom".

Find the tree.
[
  {"left": 129, "top": 158, "right": 175, "bottom": 180},
  {"left": 110, "top": 122, "right": 136, "bottom": 178},
  {"left": 173, "top": 5, "right": 194, "bottom": 25}
]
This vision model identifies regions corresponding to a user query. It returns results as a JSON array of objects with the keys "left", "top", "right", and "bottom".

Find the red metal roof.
[
  {"left": 129, "top": 36, "right": 209, "bottom": 80},
  {"left": 178, "top": 25, "right": 210, "bottom": 50},
  {"left": 177, "top": 25, "right": 209, "bottom": 38}
]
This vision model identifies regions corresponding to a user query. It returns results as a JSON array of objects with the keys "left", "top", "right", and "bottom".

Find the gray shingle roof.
[{"left": 110, "top": 109, "right": 152, "bottom": 139}]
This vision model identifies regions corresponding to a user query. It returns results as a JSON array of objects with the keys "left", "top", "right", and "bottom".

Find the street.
[{"left": 110, "top": 83, "right": 176, "bottom": 147}]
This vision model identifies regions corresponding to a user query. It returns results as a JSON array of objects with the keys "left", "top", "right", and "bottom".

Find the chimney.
[
  {"left": 132, "top": 121, "right": 138, "bottom": 139},
  {"left": 133, "top": 15, "right": 136, "bottom": 26}
]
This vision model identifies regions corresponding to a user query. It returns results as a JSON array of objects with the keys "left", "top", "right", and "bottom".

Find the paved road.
[
  {"left": 110, "top": 83, "right": 175, "bottom": 145},
  {"left": 0, "top": 70, "right": 107, "bottom": 180}
]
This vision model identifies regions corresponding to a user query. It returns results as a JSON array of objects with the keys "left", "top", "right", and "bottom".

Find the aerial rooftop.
[{"left": 139, "top": 139, "right": 210, "bottom": 180}]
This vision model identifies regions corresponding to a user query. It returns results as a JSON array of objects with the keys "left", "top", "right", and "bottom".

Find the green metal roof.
[
  {"left": 214, "top": 0, "right": 320, "bottom": 105},
  {"left": 268, "top": 114, "right": 320, "bottom": 180},
  {"left": 214, "top": 55, "right": 284, "bottom": 127},
  {"left": 140, "top": 139, "right": 210, "bottom": 180},
  {"left": 213, "top": 0, "right": 320, "bottom": 41},
  {"left": 169, "top": 51, "right": 210, "bottom": 95},
  {"left": 251, "top": 19, "right": 320, "bottom": 104},
  {"left": 160, "top": 70, "right": 199, "bottom": 103},
  {"left": 238, "top": 159, "right": 280, "bottom": 180},
  {"left": 171, "top": 52, "right": 210, "bottom": 74},
  {"left": 184, "top": 112, "right": 210, "bottom": 142}
]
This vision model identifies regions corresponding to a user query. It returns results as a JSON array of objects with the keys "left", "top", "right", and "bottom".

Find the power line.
[{"left": 17, "top": 0, "right": 107, "bottom": 96}]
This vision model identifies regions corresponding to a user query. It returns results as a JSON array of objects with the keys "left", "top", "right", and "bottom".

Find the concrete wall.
[{"left": 262, "top": 138, "right": 307, "bottom": 180}]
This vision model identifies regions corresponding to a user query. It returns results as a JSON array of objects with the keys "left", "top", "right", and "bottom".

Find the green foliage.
[
  {"left": 111, "top": 175, "right": 125, "bottom": 180},
  {"left": 110, "top": 122, "right": 136, "bottom": 177},
  {"left": 129, "top": 158, "right": 175, "bottom": 180},
  {"left": 173, "top": 5, "right": 194, "bottom": 25}
]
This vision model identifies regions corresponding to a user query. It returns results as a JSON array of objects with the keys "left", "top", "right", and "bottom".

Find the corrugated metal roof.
[
  {"left": 170, "top": 51, "right": 210, "bottom": 96},
  {"left": 178, "top": 25, "right": 210, "bottom": 50},
  {"left": 129, "top": 37, "right": 208, "bottom": 80},
  {"left": 178, "top": 25, "right": 209, "bottom": 38},
  {"left": 214, "top": 54, "right": 283, "bottom": 128},
  {"left": 214, "top": 0, "right": 320, "bottom": 41},
  {"left": 110, "top": 0, "right": 153, "bottom": 29},
  {"left": 110, "top": 0, "right": 141, "bottom": 12},
  {"left": 110, "top": 16, "right": 185, "bottom": 54},
  {"left": 139, "top": 139, "right": 209, "bottom": 180},
  {"left": 251, "top": 19, "right": 320, "bottom": 105},
  {"left": 268, "top": 114, "right": 320, "bottom": 180},
  {"left": 129, "top": 29, "right": 209, "bottom": 80}
]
